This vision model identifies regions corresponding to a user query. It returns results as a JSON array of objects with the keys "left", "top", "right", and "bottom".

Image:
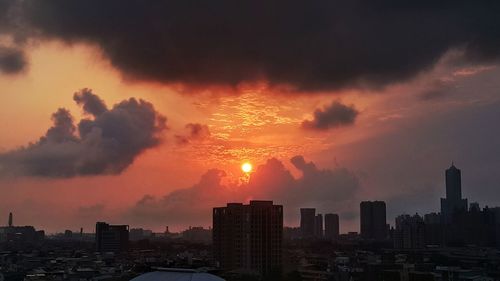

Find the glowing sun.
[{"left": 241, "top": 162, "right": 253, "bottom": 173}]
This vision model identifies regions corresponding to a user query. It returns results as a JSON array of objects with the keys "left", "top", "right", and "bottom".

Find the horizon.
[
  {"left": 2, "top": 0, "right": 500, "bottom": 236},
  {"left": 1, "top": 162, "right": 487, "bottom": 234}
]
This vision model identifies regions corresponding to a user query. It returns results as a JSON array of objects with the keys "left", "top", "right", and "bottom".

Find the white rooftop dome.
[{"left": 131, "top": 269, "right": 225, "bottom": 281}]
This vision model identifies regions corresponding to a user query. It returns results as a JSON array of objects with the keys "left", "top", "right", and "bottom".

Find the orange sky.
[{"left": 1, "top": 41, "right": 500, "bottom": 233}]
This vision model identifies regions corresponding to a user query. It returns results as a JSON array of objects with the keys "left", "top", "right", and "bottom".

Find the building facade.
[
  {"left": 213, "top": 200, "right": 283, "bottom": 276},
  {"left": 95, "top": 222, "right": 129, "bottom": 252},
  {"left": 440, "top": 164, "right": 468, "bottom": 224},
  {"left": 324, "top": 213, "right": 339, "bottom": 240},
  {"left": 360, "top": 201, "right": 387, "bottom": 240},
  {"left": 300, "top": 208, "right": 316, "bottom": 239}
]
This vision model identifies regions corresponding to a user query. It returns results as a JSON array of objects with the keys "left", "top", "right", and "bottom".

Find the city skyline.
[
  {"left": 1, "top": 1, "right": 500, "bottom": 236},
  {"left": 1, "top": 163, "right": 495, "bottom": 236}
]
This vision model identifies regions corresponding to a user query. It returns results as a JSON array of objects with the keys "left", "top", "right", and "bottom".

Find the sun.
[{"left": 241, "top": 162, "right": 253, "bottom": 173}]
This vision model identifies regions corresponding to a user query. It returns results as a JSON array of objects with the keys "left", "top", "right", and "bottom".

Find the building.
[
  {"left": 324, "top": 213, "right": 339, "bottom": 240},
  {"left": 95, "top": 222, "right": 129, "bottom": 252},
  {"left": 0, "top": 212, "right": 45, "bottom": 243},
  {"left": 440, "top": 164, "right": 468, "bottom": 224},
  {"left": 213, "top": 200, "right": 283, "bottom": 276},
  {"left": 314, "top": 214, "right": 323, "bottom": 238},
  {"left": 129, "top": 228, "right": 153, "bottom": 241},
  {"left": 360, "top": 201, "right": 387, "bottom": 240},
  {"left": 131, "top": 269, "right": 225, "bottom": 281},
  {"left": 423, "top": 212, "right": 442, "bottom": 246},
  {"left": 182, "top": 226, "right": 212, "bottom": 243},
  {"left": 300, "top": 208, "right": 316, "bottom": 239},
  {"left": 394, "top": 214, "right": 425, "bottom": 249}
]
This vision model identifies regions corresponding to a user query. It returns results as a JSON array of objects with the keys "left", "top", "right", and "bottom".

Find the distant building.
[
  {"left": 360, "top": 201, "right": 387, "bottom": 240},
  {"left": 130, "top": 228, "right": 153, "bottom": 241},
  {"left": 324, "top": 213, "right": 339, "bottom": 240},
  {"left": 0, "top": 212, "right": 44, "bottom": 243},
  {"left": 440, "top": 164, "right": 468, "bottom": 224},
  {"left": 182, "top": 226, "right": 212, "bottom": 243},
  {"left": 95, "top": 222, "right": 129, "bottom": 252},
  {"left": 423, "top": 212, "right": 442, "bottom": 246},
  {"left": 394, "top": 214, "right": 425, "bottom": 249},
  {"left": 314, "top": 214, "right": 323, "bottom": 238},
  {"left": 300, "top": 208, "right": 316, "bottom": 239},
  {"left": 213, "top": 200, "right": 283, "bottom": 276}
]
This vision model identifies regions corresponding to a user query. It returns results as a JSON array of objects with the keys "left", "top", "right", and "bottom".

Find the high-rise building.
[
  {"left": 8, "top": 212, "right": 12, "bottom": 227},
  {"left": 360, "top": 201, "right": 387, "bottom": 240},
  {"left": 394, "top": 214, "right": 425, "bottom": 249},
  {"left": 95, "top": 222, "right": 129, "bottom": 252},
  {"left": 314, "top": 214, "right": 323, "bottom": 238},
  {"left": 324, "top": 213, "right": 339, "bottom": 240},
  {"left": 300, "top": 208, "right": 316, "bottom": 238},
  {"left": 213, "top": 200, "right": 283, "bottom": 276},
  {"left": 440, "top": 164, "right": 468, "bottom": 224}
]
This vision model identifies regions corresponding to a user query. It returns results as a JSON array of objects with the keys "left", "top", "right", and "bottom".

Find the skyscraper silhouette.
[
  {"left": 95, "top": 222, "right": 129, "bottom": 252},
  {"left": 314, "top": 214, "right": 323, "bottom": 238},
  {"left": 213, "top": 201, "right": 283, "bottom": 276},
  {"left": 360, "top": 201, "right": 387, "bottom": 240},
  {"left": 300, "top": 208, "right": 316, "bottom": 238},
  {"left": 440, "top": 163, "right": 468, "bottom": 224},
  {"left": 8, "top": 212, "right": 12, "bottom": 227},
  {"left": 324, "top": 213, "right": 339, "bottom": 240}
]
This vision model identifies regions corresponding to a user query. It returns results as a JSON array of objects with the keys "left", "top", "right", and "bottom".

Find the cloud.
[
  {"left": 302, "top": 101, "right": 359, "bottom": 130},
  {"left": 175, "top": 123, "right": 211, "bottom": 145},
  {"left": 0, "top": 46, "right": 26, "bottom": 74},
  {"left": 0, "top": 1, "right": 499, "bottom": 90},
  {"left": 0, "top": 89, "right": 166, "bottom": 177},
  {"left": 125, "top": 156, "right": 359, "bottom": 227}
]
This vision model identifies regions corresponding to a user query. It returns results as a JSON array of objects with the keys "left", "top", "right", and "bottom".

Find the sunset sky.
[{"left": 1, "top": 1, "right": 500, "bottom": 233}]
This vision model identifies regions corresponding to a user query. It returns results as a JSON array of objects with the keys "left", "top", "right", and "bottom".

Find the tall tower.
[
  {"left": 213, "top": 201, "right": 283, "bottom": 276},
  {"left": 300, "top": 208, "right": 316, "bottom": 238},
  {"left": 8, "top": 212, "right": 12, "bottom": 227},
  {"left": 324, "top": 213, "right": 340, "bottom": 240},
  {"left": 446, "top": 164, "right": 462, "bottom": 201},
  {"left": 440, "top": 163, "right": 468, "bottom": 224},
  {"left": 360, "top": 201, "right": 387, "bottom": 240}
]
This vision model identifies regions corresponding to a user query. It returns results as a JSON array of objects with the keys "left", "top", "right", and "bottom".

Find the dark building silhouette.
[
  {"left": 394, "top": 214, "right": 425, "bottom": 249},
  {"left": 300, "top": 208, "right": 316, "bottom": 239},
  {"left": 423, "top": 212, "right": 443, "bottom": 246},
  {"left": 0, "top": 212, "right": 44, "bottom": 243},
  {"left": 441, "top": 164, "right": 468, "bottom": 224},
  {"left": 324, "top": 213, "right": 340, "bottom": 240},
  {"left": 95, "top": 222, "right": 129, "bottom": 252},
  {"left": 213, "top": 200, "right": 283, "bottom": 276},
  {"left": 314, "top": 214, "right": 323, "bottom": 238},
  {"left": 360, "top": 201, "right": 387, "bottom": 240}
]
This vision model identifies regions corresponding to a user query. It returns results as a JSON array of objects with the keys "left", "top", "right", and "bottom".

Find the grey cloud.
[
  {"left": 175, "top": 123, "right": 210, "bottom": 145},
  {"left": 302, "top": 101, "right": 359, "bottom": 130},
  {"left": 73, "top": 88, "right": 108, "bottom": 117},
  {"left": 1, "top": 0, "right": 500, "bottom": 90},
  {"left": 0, "top": 89, "right": 166, "bottom": 177},
  {"left": 0, "top": 46, "right": 26, "bottom": 74},
  {"left": 125, "top": 156, "right": 359, "bottom": 227}
]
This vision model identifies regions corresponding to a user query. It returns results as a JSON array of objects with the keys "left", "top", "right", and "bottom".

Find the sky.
[{"left": 1, "top": 0, "right": 500, "bottom": 234}]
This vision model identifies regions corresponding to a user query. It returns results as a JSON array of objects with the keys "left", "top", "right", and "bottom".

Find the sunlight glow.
[{"left": 241, "top": 162, "right": 253, "bottom": 173}]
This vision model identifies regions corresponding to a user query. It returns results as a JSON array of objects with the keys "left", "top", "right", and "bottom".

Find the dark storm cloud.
[
  {"left": 175, "top": 123, "right": 210, "bottom": 145},
  {"left": 126, "top": 156, "right": 359, "bottom": 226},
  {"left": 1, "top": 0, "right": 500, "bottom": 89},
  {"left": 0, "top": 46, "right": 26, "bottom": 74},
  {"left": 302, "top": 101, "right": 359, "bottom": 130},
  {"left": 73, "top": 88, "right": 108, "bottom": 117},
  {"left": 0, "top": 89, "right": 166, "bottom": 177}
]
